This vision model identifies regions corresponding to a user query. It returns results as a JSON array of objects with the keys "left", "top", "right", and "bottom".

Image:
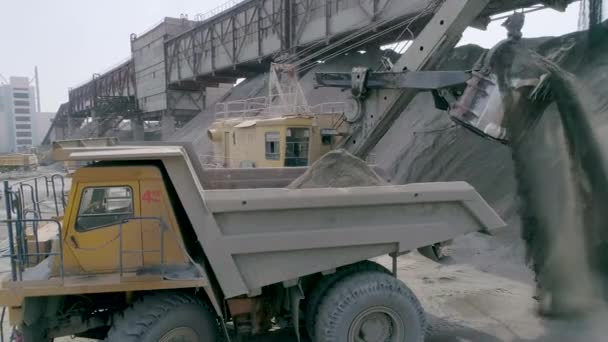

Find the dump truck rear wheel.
[
  {"left": 305, "top": 260, "right": 390, "bottom": 339},
  {"left": 315, "top": 271, "right": 426, "bottom": 342},
  {"left": 106, "top": 292, "right": 219, "bottom": 342}
]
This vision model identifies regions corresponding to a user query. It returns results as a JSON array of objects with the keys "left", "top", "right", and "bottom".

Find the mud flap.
[
  {"left": 418, "top": 241, "right": 451, "bottom": 262},
  {"left": 23, "top": 297, "right": 46, "bottom": 326},
  {"left": 289, "top": 285, "right": 305, "bottom": 342}
]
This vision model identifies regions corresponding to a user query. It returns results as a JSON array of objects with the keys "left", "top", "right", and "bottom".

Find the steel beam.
[
  {"left": 316, "top": 70, "right": 470, "bottom": 90},
  {"left": 68, "top": 59, "right": 137, "bottom": 117},
  {"left": 342, "top": 0, "right": 490, "bottom": 157},
  {"left": 164, "top": 0, "right": 572, "bottom": 88}
]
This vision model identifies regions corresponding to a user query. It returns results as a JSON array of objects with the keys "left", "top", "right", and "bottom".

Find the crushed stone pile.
[{"left": 287, "top": 149, "right": 386, "bottom": 189}]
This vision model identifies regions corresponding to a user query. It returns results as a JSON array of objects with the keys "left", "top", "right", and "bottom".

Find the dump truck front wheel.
[
  {"left": 106, "top": 292, "right": 219, "bottom": 342},
  {"left": 18, "top": 323, "right": 51, "bottom": 342},
  {"left": 315, "top": 271, "right": 426, "bottom": 342}
]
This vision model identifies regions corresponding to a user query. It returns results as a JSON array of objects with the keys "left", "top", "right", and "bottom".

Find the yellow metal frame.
[
  {"left": 0, "top": 164, "right": 200, "bottom": 310},
  {"left": 0, "top": 274, "right": 207, "bottom": 307}
]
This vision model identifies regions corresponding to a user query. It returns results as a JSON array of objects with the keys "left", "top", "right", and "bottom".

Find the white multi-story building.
[{"left": 0, "top": 77, "right": 36, "bottom": 153}]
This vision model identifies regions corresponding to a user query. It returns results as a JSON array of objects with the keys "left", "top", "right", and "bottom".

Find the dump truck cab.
[
  {"left": 61, "top": 164, "right": 191, "bottom": 275},
  {"left": 0, "top": 158, "right": 212, "bottom": 341},
  {"left": 0, "top": 142, "right": 504, "bottom": 341}
]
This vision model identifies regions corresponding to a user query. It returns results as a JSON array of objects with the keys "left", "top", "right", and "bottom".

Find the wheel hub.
[
  {"left": 360, "top": 312, "right": 393, "bottom": 341},
  {"left": 159, "top": 326, "right": 199, "bottom": 342},
  {"left": 350, "top": 306, "right": 402, "bottom": 342}
]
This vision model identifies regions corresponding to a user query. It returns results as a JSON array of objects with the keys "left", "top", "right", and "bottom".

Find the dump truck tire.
[
  {"left": 305, "top": 260, "right": 390, "bottom": 339},
  {"left": 315, "top": 271, "right": 426, "bottom": 342},
  {"left": 19, "top": 323, "right": 51, "bottom": 342},
  {"left": 106, "top": 292, "right": 219, "bottom": 342}
]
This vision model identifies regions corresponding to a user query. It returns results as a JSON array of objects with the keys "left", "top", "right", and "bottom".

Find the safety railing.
[
  {"left": 117, "top": 217, "right": 171, "bottom": 277},
  {"left": 0, "top": 215, "right": 181, "bottom": 283},
  {"left": 0, "top": 218, "right": 63, "bottom": 282},
  {"left": 3, "top": 179, "right": 66, "bottom": 282},
  {"left": 194, "top": 0, "right": 247, "bottom": 23},
  {"left": 215, "top": 95, "right": 348, "bottom": 119},
  {"left": 214, "top": 96, "right": 268, "bottom": 119},
  {"left": 8, "top": 174, "right": 67, "bottom": 219}
]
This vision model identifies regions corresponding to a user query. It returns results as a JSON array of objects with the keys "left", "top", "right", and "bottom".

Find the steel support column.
[
  {"left": 161, "top": 113, "right": 176, "bottom": 140},
  {"left": 132, "top": 117, "right": 145, "bottom": 141}
]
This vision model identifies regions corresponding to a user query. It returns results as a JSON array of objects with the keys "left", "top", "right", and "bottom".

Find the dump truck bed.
[{"left": 61, "top": 143, "right": 505, "bottom": 298}]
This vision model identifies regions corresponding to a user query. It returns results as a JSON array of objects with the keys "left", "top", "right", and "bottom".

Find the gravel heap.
[{"left": 287, "top": 149, "right": 386, "bottom": 189}]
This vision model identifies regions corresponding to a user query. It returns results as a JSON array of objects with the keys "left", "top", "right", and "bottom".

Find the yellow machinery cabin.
[
  {"left": 205, "top": 63, "right": 350, "bottom": 168},
  {"left": 207, "top": 114, "right": 348, "bottom": 168}
]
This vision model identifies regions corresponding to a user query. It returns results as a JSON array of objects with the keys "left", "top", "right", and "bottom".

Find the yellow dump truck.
[
  {"left": 0, "top": 142, "right": 504, "bottom": 341},
  {"left": 0, "top": 154, "right": 38, "bottom": 172}
]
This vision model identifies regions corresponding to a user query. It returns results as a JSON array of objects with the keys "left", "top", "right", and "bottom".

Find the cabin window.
[
  {"left": 285, "top": 128, "right": 310, "bottom": 167},
  {"left": 76, "top": 186, "right": 134, "bottom": 231},
  {"left": 321, "top": 128, "right": 337, "bottom": 145},
  {"left": 265, "top": 132, "right": 280, "bottom": 160}
]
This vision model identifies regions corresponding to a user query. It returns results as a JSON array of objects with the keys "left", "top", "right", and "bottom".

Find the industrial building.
[{"left": 45, "top": 17, "right": 233, "bottom": 143}]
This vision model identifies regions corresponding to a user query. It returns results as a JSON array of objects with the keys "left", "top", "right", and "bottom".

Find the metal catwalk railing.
[{"left": 194, "top": 0, "right": 248, "bottom": 23}]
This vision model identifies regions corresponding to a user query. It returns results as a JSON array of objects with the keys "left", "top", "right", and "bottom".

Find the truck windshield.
[{"left": 76, "top": 186, "right": 134, "bottom": 231}]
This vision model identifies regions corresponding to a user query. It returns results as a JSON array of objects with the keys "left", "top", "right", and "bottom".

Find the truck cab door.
[{"left": 64, "top": 182, "right": 142, "bottom": 274}]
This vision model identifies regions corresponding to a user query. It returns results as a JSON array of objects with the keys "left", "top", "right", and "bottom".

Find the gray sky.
[{"left": 0, "top": 1, "right": 583, "bottom": 113}]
